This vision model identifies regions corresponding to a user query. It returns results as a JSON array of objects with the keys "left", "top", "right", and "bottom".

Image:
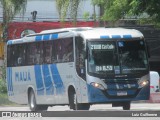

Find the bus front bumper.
[{"left": 87, "top": 84, "right": 150, "bottom": 103}]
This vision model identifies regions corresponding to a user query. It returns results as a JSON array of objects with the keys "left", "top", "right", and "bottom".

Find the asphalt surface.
[{"left": 0, "top": 103, "right": 160, "bottom": 120}]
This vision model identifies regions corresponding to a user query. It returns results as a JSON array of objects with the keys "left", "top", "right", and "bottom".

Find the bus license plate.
[{"left": 117, "top": 91, "right": 127, "bottom": 96}]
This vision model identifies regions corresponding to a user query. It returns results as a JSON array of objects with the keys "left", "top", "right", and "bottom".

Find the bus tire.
[
  {"left": 69, "top": 90, "right": 90, "bottom": 110},
  {"left": 122, "top": 102, "right": 131, "bottom": 110},
  {"left": 37, "top": 105, "right": 48, "bottom": 111},
  {"left": 28, "top": 90, "right": 48, "bottom": 111}
]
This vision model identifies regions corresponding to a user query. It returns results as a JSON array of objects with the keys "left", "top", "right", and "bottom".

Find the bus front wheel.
[
  {"left": 122, "top": 102, "right": 131, "bottom": 110},
  {"left": 69, "top": 90, "right": 90, "bottom": 110},
  {"left": 28, "top": 90, "right": 48, "bottom": 111}
]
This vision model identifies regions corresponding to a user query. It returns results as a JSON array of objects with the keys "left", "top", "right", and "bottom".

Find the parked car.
[{"left": 150, "top": 71, "right": 160, "bottom": 93}]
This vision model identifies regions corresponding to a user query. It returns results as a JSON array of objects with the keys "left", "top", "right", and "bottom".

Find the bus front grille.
[{"left": 103, "top": 79, "right": 140, "bottom": 99}]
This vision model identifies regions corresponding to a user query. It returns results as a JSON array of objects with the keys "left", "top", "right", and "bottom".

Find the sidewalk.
[{"left": 148, "top": 92, "right": 160, "bottom": 103}]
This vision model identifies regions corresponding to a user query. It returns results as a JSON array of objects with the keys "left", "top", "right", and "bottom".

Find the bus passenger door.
[{"left": 75, "top": 37, "right": 88, "bottom": 103}]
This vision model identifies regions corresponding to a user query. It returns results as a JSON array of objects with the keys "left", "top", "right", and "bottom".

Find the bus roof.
[
  {"left": 79, "top": 27, "right": 143, "bottom": 39},
  {"left": 7, "top": 27, "right": 144, "bottom": 45},
  {"left": 40, "top": 27, "right": 93, "bottom": 33}
]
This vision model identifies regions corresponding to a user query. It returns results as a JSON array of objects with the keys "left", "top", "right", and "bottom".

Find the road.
[
  {"left": 0, "top": 103, "right": 160, "bottom": 111},
  {"left": 0, "top": 103, "right": 160, "bottom": 120}
]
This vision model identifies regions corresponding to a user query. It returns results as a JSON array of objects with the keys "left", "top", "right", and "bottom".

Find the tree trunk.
[
  {"left": 99, "top": 4, "right": 104, "bottom": 27},
  {"left": 2, "top": 2, "right": 8, "bottom": 42}
]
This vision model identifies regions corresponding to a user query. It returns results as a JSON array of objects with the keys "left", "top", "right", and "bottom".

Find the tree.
[
  {"left": 69, "top": 0, "right": 81, "bottom": 25},
  {"left": 92, "top": 0, "right": 131, "bottom": 26},
  {"left": 93, "top": 0, "right": 160, "bottom": 26},
  {"left": 92, "top": 0, "right": 105, "bottom": 26},
  {"left": 130, "top": 0, "right": 160, "bottom": 26},
  {"left": 0, "top": 0, "right": 27, "bottom": 93},
  {"left": 55, "top": 0, "right": 69, "bottom": 22},
  {"left": 55, "top": 0, "right": 81, "bottom": 26},
  {"left": 0, "top": 0, "right": 27, "bottom": 41}
]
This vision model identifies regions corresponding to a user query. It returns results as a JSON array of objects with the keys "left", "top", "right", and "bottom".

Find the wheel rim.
[
  {"left": 30, "top": 92, "right": 35, "bottom": 109},
  {"left": 74, "top": 93, "right": 77, "bottom": 110}
]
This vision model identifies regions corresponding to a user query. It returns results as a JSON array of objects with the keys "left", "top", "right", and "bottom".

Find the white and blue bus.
[{"left": 6, "top": 27, "right": 150, "bottom": 111}]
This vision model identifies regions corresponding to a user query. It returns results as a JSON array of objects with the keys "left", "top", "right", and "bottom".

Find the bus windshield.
[
  {"left": 87, "top": 40, "right": 148, "bottom": 76},
  {"left": 119, "top": 40, "right": 148, "bottom": 74}
]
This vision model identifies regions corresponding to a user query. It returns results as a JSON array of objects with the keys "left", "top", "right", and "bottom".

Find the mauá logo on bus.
[{"left": 15, "top": 71, "right": 31, "bottom": 81}]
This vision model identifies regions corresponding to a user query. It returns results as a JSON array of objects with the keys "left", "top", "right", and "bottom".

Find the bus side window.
[
  {"left": 12, "top": 45, "right": 18, "bottom": 66},
  {"left": 11, "top": 44, "right": 23, "bottom": 66},
  {"left": 44, "top": 41, "right": 52, "bottom": 64},
  {"left": 7, "top": 46, "right": 11, "bottom": 67},
  {"left": 27, "top": 43, "right": 35, "bottom": 65},
  {"left": 17, "top": 44, "right": 26, "bottom": 66},
  {"left": 52, "top": 40, "right": 58, "bottom": 63},
  {"left": 7, "top": 45, "right": 13, "bottom": 67},
  {"left": 7, "top": 44, "right": 26, "bottom": 67},
  {"left": 27, "top": 42, "right": 43, "bottom": 65},
  {"left": 62, "top": 38, "right": 73, "bottom": 62},
  {"left": 35, "top": 43, "right": 43, "bottom": 64},
  {"left": 52, "top": 37, "right": 73, "bottom": 63}
]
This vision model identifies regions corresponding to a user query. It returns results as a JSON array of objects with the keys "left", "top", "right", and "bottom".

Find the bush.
[
  {"left": 0, "top": 78, "right": 7, "bottom": 93},
  {"left": 0, "top": 93, "right": 16, "bottom": 105},
  {"left": 0, "top": 63, "right": 7, "bottom": 93}
]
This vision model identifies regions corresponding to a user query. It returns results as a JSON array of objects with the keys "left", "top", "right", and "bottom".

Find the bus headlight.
[
  {"left": 91, "top": 82, "right": 105, "bottom": 90},
  {"left": 138, "top": 79, "right": 149, "bottom": 88}
]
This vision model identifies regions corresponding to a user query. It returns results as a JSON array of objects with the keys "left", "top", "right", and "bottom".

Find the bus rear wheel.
[
  {"left": 69, "top": 90, "right": 90, "bottom": 110},
  {"left": 28, "top": 90, "right": 48, "bottom": 111}
]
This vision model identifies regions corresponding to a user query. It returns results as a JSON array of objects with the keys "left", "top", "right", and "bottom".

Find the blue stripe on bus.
[
  {"left": 100, "top": 35, "right": 110, "bottom": 39},
  {"left": 100, "top": 34, "right": 132, "bottom": 39},
  {"left": 112, "top": 35, "right": 121, "bottom": 39},
  {"left": 34, "top": 65, "right": 44, "bottom": 95},
  {"left": 50, "top": 64, "right": 65, "bottom": 94},
  {"left": 10, "top": 68, "right": 13, "bottom": 95},
  {"left": 7, "top": 68, "right": 13, "bottom": 96},
  {"left": 43, "top": 34, "right": 50, "bottom": 41},
  {"left": 51, "top": 34, "right": 58, "bottom": 39},
  {"left": 123, "top": 35, "right": 132, "bottom": 38},
  {"left": 35, "top": 35, "right": 43, "bottom": 41},
  {"left": 7, "top": 68, "right": 10, "bottom": 96},
  {"left": 42, "top": 65, "right": 54, "bottom": 95}
]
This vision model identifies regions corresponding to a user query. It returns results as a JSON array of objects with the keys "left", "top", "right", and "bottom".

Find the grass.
[{"left": 0, "top": 93, "right": 18, "bottom": 106}]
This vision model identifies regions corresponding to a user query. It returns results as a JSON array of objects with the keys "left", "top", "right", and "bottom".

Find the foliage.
[
  {"left": 69, "top": 0, "right": 81, "bottom": 25},
  {"left": 55, "top": 0, "right": 69, "bottom": 22},
  {"left": 134, "top": 0, "right": 160, "bottom": 26},
  {"left": 0, "top": 0, "right": 27, "bottom": 41},
  {"left": 0, "top": 78, "right": 7, "bottom": 93},
  {"left": 0, "top": 0, "right": 27, "bottom": 21},
  {"left": 55, "top": 0, "right": 81, "bottom": 25},
  {"left": 103, "top": 0, "right": 129, "bottom": 21},
  {"left": 93, "top": 0, "right": 160, "bottom": 26},
  {"left": 92, "top": 0, "right": 105, "bottom": 5},
  {"left": 0, "top": 61, "right": 6, "bottom": 93},
  {"left": 0, "top": 0, "right": 27, "bottom": 92},
  {"left": 0, "top": 93, "right": 17, "bottom": 105},
  {"left": 83, "top": 12, "right": 90, "bottom": 21}
]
